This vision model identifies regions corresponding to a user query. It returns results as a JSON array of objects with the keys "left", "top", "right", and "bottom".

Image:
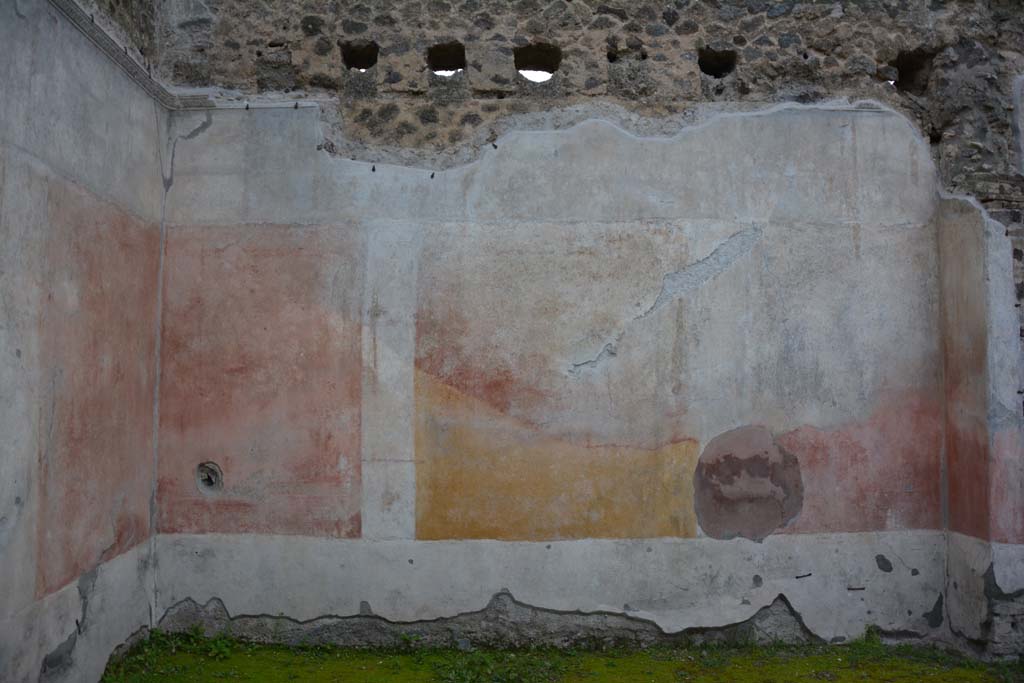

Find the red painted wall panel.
[
  {"left": 36, "top": 179, "right": 159, "bottom": 597},
  {"left": 157, "top": 225, "right": 362, "bottom": 538}
]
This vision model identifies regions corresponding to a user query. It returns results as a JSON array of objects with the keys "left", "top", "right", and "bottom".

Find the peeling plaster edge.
[
  {"left": 316, "top": 98, "right": 931, "bottom": 174},
  {"left": 155, "top": 590, "right": 821, "bottom": 642},
  {"left": 991, "top": 541, "right": 1024, "bottom": 593},
  {"left": 150, "top": 590, "right": 984, "bottom": 657},
  {"left": 162, "top": 591, "right": 678, "bottom": 633},
  {"left": 163, "top": 98, "right": 943, "bottom": 231},
  {"left": 74, "top": 538, "right": 1018, "bottom": 668},
  {"left": 150, "top": 530, "right": 954, "bottom": 640},
  {"left": 173, "top": 92, "right": 932, "bottom": 180},
  {"left": 146, "top": 570, "right": 1024, "bottom": 661},
  {"left": 3, "top": 543, "right": 153, "bottom": 683},
  {"left": 949, "top": 533, "right": 1024, "bottom": 596}
]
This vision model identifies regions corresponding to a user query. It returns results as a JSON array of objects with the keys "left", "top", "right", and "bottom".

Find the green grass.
[{"left": 102, "top": 627, "right": 1024, "bottom": 683}]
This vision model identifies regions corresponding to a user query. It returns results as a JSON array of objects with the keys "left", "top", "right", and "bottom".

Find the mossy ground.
[{"left": 103, "top": 628, "right": 1024, "bottom": 683}]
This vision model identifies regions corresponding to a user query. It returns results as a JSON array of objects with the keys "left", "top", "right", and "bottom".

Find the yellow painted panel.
[{"left": 415, "top": 371, "right": 700, "bottom": 540}]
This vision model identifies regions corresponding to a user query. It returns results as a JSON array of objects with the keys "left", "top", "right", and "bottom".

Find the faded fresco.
[
  {"left": 413, "top": 211, "right": 942, "bottom": 541},
  {"left": 37, "top": 179, "right": 159, "bottom": 596},
  {"left": 157, "top": 224, "right": 363, "bottom": 538}
]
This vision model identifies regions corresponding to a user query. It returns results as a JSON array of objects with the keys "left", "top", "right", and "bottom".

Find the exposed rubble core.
[
  {"left": 158, "top": 591, "right": 818, "bottom": 649},
  {"left": 153, "top": 1, "right": 1024, "bottom": 212}
]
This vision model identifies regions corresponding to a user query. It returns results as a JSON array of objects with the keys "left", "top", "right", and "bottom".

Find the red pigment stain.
[
  {"left": 946, "top": 417, "right": 990, "bottom": 540},
  {"left": 415, "top": 308, "right": 550, "bottom": 415},
  {"left": 991, "top": 428, "right": 1024, "bottom": 544},
  {"left": 938, "top": 208, "right": 992, "bottom": 540},
  {"left": 942, "top": 317, "right": 990, "bottom": 539},
  {"left": 777, "top": 390, "right": 943, "bottom": 534},
  {"left": 36, "top": 179, "right": 159, "bottom": 597},
  {"left": 157, "top": 225, "right": 362, "bottom": 537}
]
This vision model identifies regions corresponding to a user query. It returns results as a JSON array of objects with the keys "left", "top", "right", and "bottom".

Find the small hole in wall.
[
  {"left": 889, "top": 48, "right": 935, "bottom": 96},
  {"left": 196, "top": 462, "right": 223, "bottom": 493},
  {"left": 514, "top": 43, "right": 561, "bottom": 83},
  {"left": 427, "top": 41, "right": 466, "bottom": 77},
  {"left": 698, "top": 47, "right": 737, "bottom": 78},
  {"left": 341, "top": 40, "right": 379, "bottom": 72}
]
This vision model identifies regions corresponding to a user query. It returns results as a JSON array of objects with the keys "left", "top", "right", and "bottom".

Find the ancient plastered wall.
[
  {"left": 2, "top": 4, "right": 1022, "bottom": 678},
  {"left": 153, "top": 103, "right": 969, "bottom": 645},
  {"left": 0, "top": 1, "right": 165, "bottom": 681},
  {"left": 156, "top": 0, "right": 1024, "bottom": 214},
  {"left": 939, "top": 196, "right": 1024, "bottom": 655}
]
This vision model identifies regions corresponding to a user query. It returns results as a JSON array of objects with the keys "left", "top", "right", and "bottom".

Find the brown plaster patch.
[{"left": 693, "top": 425, "right": 802, "bottom": 542}]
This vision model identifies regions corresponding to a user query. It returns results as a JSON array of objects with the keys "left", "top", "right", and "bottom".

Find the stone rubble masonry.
[{"left": 150, "top": 0, "right": 1024, "bottom": 219}]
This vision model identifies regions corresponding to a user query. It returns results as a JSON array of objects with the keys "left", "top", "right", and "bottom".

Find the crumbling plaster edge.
[
  {"left": 2, "top": 543, "right": 152, "bottom": 683},
  {"left": 310, "top": 97, "right": 930, "bottom": 174},
  {"left": 164, "top": 96, "right": 941, "bottom": 223},
  {"left": 150, "top": 531, "right": 950, "bottom": 637},
  {"left": 156, "top": 590, "right": 824, "bottom": 644}
]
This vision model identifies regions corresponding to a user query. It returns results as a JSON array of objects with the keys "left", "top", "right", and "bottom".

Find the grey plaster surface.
[
  {"left": 0, "top": 2, "right": 164, "bottom": 681},
  {"left": 156, "top": 532, "right": 948, "bottom": 645},
  {"left": 1, "top": 546, "right": 151, "bottom": 683},
  {"left": 165, "top": 103, "right": 936, "bottom": 228}
]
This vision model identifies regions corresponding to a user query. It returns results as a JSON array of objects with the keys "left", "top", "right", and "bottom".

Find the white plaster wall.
[
  {"left": 156, "top": 531, "right": 948, "bottom": 643},
  {"left": 164, "top": 103, "right": 946, "bottom": 542},
  {"left": 0, "top": 1, "right": 164, "bottom": 680},
  {"left": 166, "top": 105, "right": 935, "bottom": 229}
]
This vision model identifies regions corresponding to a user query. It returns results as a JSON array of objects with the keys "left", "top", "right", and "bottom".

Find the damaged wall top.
[{"left": 150, "top": 0, "right": 1024, "bottom": 222}]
